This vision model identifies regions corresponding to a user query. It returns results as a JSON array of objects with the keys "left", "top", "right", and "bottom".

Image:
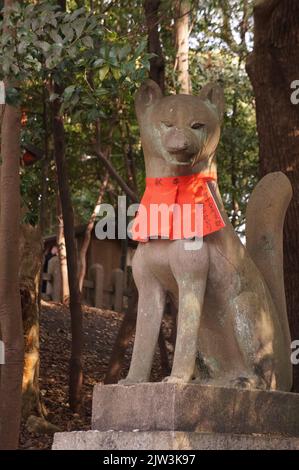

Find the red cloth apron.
[{"left": 131, "top": 172, "right": 225, "bottom": 242}]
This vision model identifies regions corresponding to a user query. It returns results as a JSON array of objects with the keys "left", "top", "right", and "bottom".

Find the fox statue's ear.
[
  {"left": 199, "top": 83, "right": 225, "bottom": 123},
  {"left": 135, "top": 79, "right": 163, "bottom": 117}
]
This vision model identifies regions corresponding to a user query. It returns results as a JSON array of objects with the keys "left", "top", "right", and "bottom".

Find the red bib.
[{"left": 131, "top": 172, "right": 225, "bottom": 242}]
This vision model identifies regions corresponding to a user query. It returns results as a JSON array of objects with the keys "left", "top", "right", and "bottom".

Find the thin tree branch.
[{"left": 94, "top": 149, "right": 139, "bottom": 203}]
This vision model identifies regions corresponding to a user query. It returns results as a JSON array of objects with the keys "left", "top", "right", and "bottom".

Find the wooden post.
[
  {"left": 88, "top": 264, "right": 104, "bottom": 309},
  {"left": 46, "top": 256, "right": 62, "bottom": 302},
  {"left": 112, "top": 268, "right": 124, "bottom": 313}
]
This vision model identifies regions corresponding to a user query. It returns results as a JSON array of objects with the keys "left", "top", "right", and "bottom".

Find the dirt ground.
[{"left": 19, "top": 300, "right": 171, "bottom": 450}]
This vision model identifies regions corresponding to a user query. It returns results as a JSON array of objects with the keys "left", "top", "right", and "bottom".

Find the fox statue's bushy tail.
[{"left": 246, "top": 171, "right": 292, "bottom": 354}]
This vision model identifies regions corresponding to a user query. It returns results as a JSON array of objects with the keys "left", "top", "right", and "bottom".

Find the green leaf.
[
  {"left": 49, "top": 30, "right": 63, "bottom": 44},
  {"left": 67, "top": 46, "right": 77, "bottom": 58},
  {"left": 99, "top": 65, "right": 109, "bottom": 81},
  {"left": 61, "top": 24, "right": 74, "bottom": 42},
  {"left": 72, "top": 109, "right": 83, "bottom": 122},
  {"left": 82, "top": 36, "right": 94, "bottom": 49},
  {"left": 93, "top": 58, "right": 105, "bottom": 67},
  {"left": 49, "top": 92, "right": 60, "bottom": 102},
  {"left": 45, "top": 55, "right": 60, "bottom": 69},
  {"left": 94, "top": 88, "right": 109, "bottom": 97},
  {"left": 11, "top": 63, "right": 20, "bottom": 75},
  {"left": 5, "top": 87, "right": 20, "bottom": 106},
  {"left": 118, "top": 44, "right": 131, "bottom": 60},
  {"left": 82, "top": 96, "right": 94, "bottom": 106},
  {"left": 2, "top": 57, "right": 11, "bottom": 75},
  {"left": 69, "top": 7, "right": 86, "bottom": 22},
  {"left": 17, "top": 41, "right": 28, "bottom": 55},
  {"left": 73, "top": 18, "right": 86, "bottom": 38},
  {"left": 37, "top": 41, "right": 51, "bottom": 53},
  {"left": 63, "top": 85, "right": 76, "bottom": 99},
  {"left": 134, "top": 39, "right": 147, "bottom": 58},
  {"left": 31, "top": 18, "right": 39, "bottom": 31},
  {"left": 48, "top": 17, "right": 58, "bottom": 28},
  {"left": 98, "top": 109, "right": 107, "bottom": 118},
  {"left": 111, "top": 67, "right": 121, "bottom": 80}
]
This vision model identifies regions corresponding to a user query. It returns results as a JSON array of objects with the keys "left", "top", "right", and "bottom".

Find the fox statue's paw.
[
  {"left": 230, "top": 375, "right": 268, "bottom": 390},
  {"left": 118, "top": 376, "right": 148, "bottom": 386},
  {"left": 163, "top": 375, "right": 191, "bottom": 384}
]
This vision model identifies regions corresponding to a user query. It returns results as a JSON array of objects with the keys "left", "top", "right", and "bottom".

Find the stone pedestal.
[
  {"left": 53, "top": 383, "right": 299, "bottom": 450},
  {"left": 53, "top": 430, "right": 299, "bottom": 450}
]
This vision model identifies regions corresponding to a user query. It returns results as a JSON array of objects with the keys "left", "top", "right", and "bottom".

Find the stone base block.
[
  {"left": 52, "top": 430, "right": 299, "bottom": 450},
  {"left": 92, "top": 383, "right": 299, "bottom": 436}
]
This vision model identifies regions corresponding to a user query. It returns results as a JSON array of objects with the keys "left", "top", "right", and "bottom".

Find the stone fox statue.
[{"left": 120, "top": 79, "right": 292, "bottom": 391}]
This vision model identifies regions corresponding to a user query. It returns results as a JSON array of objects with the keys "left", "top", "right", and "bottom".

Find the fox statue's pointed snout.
[{"left": 164, "top": 129, "right": 189, "bottom": 153}]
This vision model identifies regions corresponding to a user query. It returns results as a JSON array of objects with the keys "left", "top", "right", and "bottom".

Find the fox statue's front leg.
[
  {"left": 164, "top": 240, "right": 209, "bottom": 383},
  {"left": 119, "top": 246, "right": 166, "bottom": 385}
]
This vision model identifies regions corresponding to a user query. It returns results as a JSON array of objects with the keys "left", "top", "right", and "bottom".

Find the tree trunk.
[
  {"left": 230, "top": 76, "right": 241, "bottom": 228},
  {"left": 175, "top": 0, "right": 191, "bottom": 94},
  {"left": 246, "top": 0, "right": 299, "bottom": 390},
  {"left": 56, "top": 194, "right": 69, "bottom": 303},
  {"left": 104, "top": 278, "right": 138, "bottom": 384},
  {"left": 143, "top": 0, "right": 165, "bottom": 93},
  {"left": 0, "top": 0, "right": 23, "bottom": 450},
  {"left": 39, "top": 87, "right": 49, "bottom": 235},
  {"left": 158, "top": 329, "right": 171, "bottom": 376},
  {"left": 20, "top": 224, "right": 45, "bottom": 421},
  {"left": 0, "top": 103, "right": 23, "bottom": 450},
  {"left": 78, "top": 172, "right": 109, "bottom": 292},
  {"left": 52, "top": 83, "right": 83, "bottom": 412}
]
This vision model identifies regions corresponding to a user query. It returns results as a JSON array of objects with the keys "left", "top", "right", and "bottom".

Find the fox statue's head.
[{"left": 135, "top": 80, "right": 225, "bottom": 177}]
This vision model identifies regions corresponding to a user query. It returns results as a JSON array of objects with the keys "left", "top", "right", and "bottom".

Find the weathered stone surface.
[
  {"left": 53, "top": 430, "right": 299, "bottom": 450},
  {"left": 124, "top": 79, "right": 292, "bottom": 391},
  {"left": 92, "top": 383, "right": 299, "bottom": 436}
]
